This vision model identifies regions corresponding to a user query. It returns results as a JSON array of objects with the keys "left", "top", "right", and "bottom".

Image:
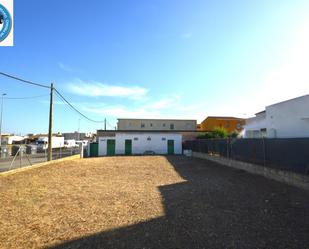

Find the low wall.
[
  {"left": 192, "top": 152, "right": 309, "bottom": 191},
  {"left": 0, "top": 154, "right": 81, "bottom": 177}
]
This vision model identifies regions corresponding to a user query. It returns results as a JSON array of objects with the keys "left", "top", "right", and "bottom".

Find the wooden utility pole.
[
  {"left": 47, "top": 83, "right": 54, "bottom": 161},
  {"left": 104, "top": 118, "right": 106, "bottom": 131}
]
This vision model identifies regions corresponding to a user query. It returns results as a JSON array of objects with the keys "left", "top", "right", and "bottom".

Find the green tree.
[
  {"left": 212, "top": 127, "right": 228, "bottom": 138},
  {"left": 197, "top": 127, "right": 228, "bottom": 139}
]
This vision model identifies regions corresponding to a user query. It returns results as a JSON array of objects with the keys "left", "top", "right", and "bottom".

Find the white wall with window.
[
  {"left": 266, "top": 95, "right": 309, "bottom": 138},
  {"left": 243, "top": 94, "right": 309, "bottom": 138},
  {"left": 243, "top": 111, "right": 267, "bottom": 138},
  {"left": 98, "top": 132, "right": 182, "bottom": 156},
  {"left": 117, "top": 119, "right": 197, "bottom": 131}
]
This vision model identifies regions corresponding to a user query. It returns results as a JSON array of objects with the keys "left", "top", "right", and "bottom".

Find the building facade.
[
  {"left": 200, "top": 116, "right": 245, "bottom": 132},
  {"left": 117, "top": 119, "right": 197, "bottom": 131},
  {"left": 243, "top": 111, "right": 267, "bottom": 138},
  {"left": 1, "top": 135, "right": 25, "bottom": 145},
  {"left": 96, "top": 131, "right": 182, "bottom": 156},
  {"left": 63, "top": 132, "right": 94, "bottom": 140},
  {"left": 244, "top": 94, "right": 309, "bottom": 138}
]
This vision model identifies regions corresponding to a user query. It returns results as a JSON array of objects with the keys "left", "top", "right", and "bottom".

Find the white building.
[
  {"left": 36, "top": 136, "right": 64, "bottom": 150},
  {"left": 117, "top": 118, "right": 197, "bottom": 131},
  {"left": 64, "top": 139, "right": 76, "bottom": 148},
  {"left": 1, "top": 135, "right": 25, "bottom": 145},
  {"left": 96, "top": 131, "right": 182, "bottom": 156},
  {"left": 243, "top": 111, "right": 267, "bottom": 138},
  {"left": 244, "top": 94, "right": 309, "bottom": 138}
]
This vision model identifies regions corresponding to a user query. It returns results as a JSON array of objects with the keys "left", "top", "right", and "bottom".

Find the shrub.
[
  {"left": 212, "top": 127, "right": 228, "bottom": 138},
  {"left": 229, "top": 130, "right": 239, "bottom": 138},
  {"left": 197, "top": 132, "right": 214, "bottom": 139},
  {"left": 197, "top": 127, "right": 228, "bottom": 139}
]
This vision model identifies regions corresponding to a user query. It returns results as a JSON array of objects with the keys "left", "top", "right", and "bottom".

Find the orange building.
[{"left": 200, "top": 116, "right": 245, "bottom": 133}]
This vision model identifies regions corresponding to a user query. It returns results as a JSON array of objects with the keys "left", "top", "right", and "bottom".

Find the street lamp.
[{"left": 0, "top": 93, "right": 7, "bottom": 149}]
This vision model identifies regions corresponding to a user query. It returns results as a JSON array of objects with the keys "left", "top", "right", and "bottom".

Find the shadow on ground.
[{"left": 50, "top": 156, "right": 309, "bottom": 249}]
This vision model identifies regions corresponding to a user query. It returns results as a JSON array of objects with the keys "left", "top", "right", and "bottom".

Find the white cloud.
[
  {"left": 83, "top": 105, "right": 155, "bottom": 119},
  {"left": 67, "top": 79, "right": 148, "bottom": 99},
  {"left": 81, "top": 95, "right": 205, "bottom": 123},
  {"left": 146, "top": 95, "right": 180, "bottom": 109}
]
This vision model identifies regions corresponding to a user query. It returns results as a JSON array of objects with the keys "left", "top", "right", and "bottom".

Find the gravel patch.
[{"left": 0, "top": 156, "right": 308, "bottom": 249}]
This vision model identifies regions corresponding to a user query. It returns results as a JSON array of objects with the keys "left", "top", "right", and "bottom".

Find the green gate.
[
  {"left": 107, "top": 139, "right": 116, "bottom": 156},
  {"left": 167, "top": 140, "right": 174, "bottom": 155},
  {"left": 89, "top": 142, "right": 98, "bottom": 157},
  {"left": 125, "top": 139, "right": 132, "bottom": 155}
]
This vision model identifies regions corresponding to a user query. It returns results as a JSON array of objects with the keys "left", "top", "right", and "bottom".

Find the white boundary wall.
[{"left": 98, "top": 133, "right": 182, "bottom": 156}]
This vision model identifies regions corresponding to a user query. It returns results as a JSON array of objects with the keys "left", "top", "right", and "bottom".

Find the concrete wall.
[
  {"left": 98, "top": 137, "right": 110, "bottom": 156},
  {"left": 98, "top": 133, "right": 182, "bottom": 156},
  {"left": 117, "top": 119, "right": 196, "bottom": 131}
]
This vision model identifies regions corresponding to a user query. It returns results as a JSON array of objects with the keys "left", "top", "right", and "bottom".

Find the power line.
[
  {"left": 0, "top": 72, "right": 50, "bottom": 89},
  {"left": 4, "top": 94, "right": 49, "bottom": 100},
  {"left": 54, "top": 88, "right": 104, "bottom": 123},
  {"left": 0, "top": 71, "right": 105, "bottom": 124}
]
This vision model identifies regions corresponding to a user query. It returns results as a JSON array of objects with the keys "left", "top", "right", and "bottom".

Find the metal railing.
[{"left": 0, "top": 144, "right": 81, "bottom": 172}]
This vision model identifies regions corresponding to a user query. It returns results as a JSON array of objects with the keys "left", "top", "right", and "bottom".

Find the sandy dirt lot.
[{"left": 0, "top": 156, "right": 308, "bottom": 249}]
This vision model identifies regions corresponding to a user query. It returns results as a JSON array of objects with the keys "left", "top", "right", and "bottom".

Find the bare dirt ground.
[{"left": 0, "top": 156, "right": 308, "bottom": 249}]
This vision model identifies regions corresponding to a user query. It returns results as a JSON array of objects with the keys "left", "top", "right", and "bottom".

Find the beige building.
[{"left": 117, "top": 118, "right": 197, "bottom": 131}]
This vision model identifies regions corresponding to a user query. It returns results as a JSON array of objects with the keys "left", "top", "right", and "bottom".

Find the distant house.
[
  {"left": 1, "top": 135, "right": 26, "bottom": 145},
  {"left": 244, "top": 94, "right": 309, "bottom": 138},
  {"left": 200, "top": 116, "right": 245, "bottom": 133},
  {"left": 117, "top": 118, "right": 197, "bottom": 131},
  {"left": 243, "top": 111, "right": 267, "bottom": 138},
  {"left": 62, "top": 132, "right": 94, "bottom": 140}
]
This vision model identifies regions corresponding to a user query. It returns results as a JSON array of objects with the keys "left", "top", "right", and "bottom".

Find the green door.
[
  {"left": 107, "top": 140, "right": 115, "bottom": 156},
  {"left": 125, "top": 139, "right": 132, "bottom": 155},
  {"left": 167, "top": 140, "right": 174, "bottom": 155},
  {"left": 90, "top": 142, "right": 98, "bottom": 157}
]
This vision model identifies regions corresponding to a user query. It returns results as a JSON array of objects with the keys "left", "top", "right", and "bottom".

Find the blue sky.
[{"left": 1, "top": 0, "right": 309, "bottom": 134}]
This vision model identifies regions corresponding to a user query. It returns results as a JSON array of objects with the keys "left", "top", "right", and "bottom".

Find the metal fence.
[
  {"left": 0, "top": 145, "right": 80, "bottom": 173},
  {"left": 184, "top": 138, "right": 309, "bottom": 174}
]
